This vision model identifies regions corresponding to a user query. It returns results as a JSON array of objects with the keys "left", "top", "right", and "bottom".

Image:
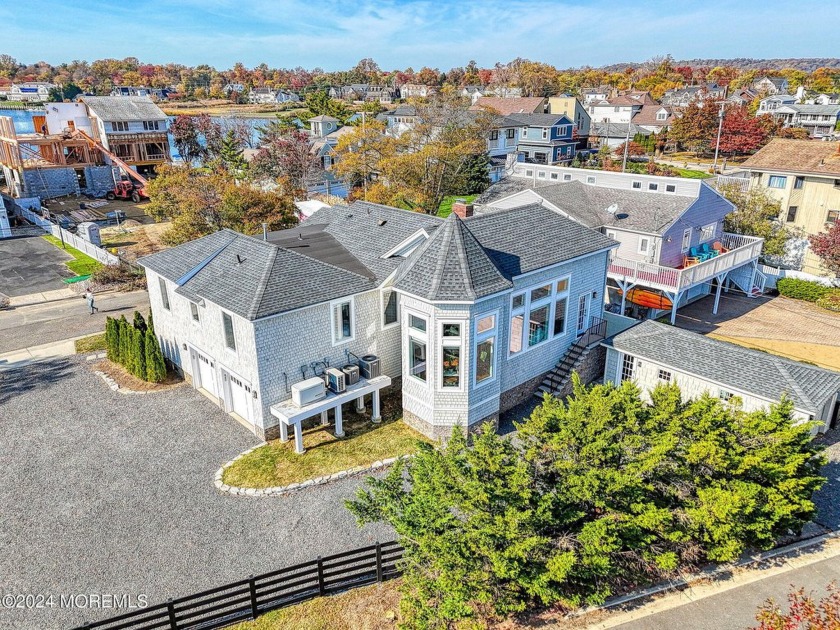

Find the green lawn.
[
  {"left": 672, "top": 167, "right": 713, "bottom": 179},
  {"left": 75, "top": 333, "right": 107, "bottom": 354},
  {"left": 438, "top": 194, "right": 478, "bottom": 218},
  {"left": 42, "top": 235, "right": 103, "bottom": 276},
  {"left": 222, "top": 411, "right": 429, "bottom": 488}
]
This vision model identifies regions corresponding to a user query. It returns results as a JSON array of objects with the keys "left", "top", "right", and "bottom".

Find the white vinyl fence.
[
  {"left": 758, "top": 264, "right": 840, "bottom": 289},
  {"left": 15, "top": 205, "right": 119, "bottom": 267}
]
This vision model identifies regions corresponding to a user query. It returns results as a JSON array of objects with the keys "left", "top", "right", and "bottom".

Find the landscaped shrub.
[
  {"left": 776, "top": 277, "right": 832, "bottom": 302},
  {"left": 103, "top": 311, "right": 164, "bottom": 382},
  {"left": 817, "top": 291, "right": 840, "bottom": 312},
  {"left": 347, "top": 376, "right": 826, "bottom": 626},
  {"left": 144, "top": 326, "right": 167, "bottom": 383}
]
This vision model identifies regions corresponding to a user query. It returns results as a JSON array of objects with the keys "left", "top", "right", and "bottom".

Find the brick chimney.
[{"left": 452, "top": 199, "right": 474, "bottom": 218}]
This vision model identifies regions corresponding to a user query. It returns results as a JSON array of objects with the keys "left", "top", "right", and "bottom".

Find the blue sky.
[{"left": 4, "top": 0, "right": 838, "bottom": 70}]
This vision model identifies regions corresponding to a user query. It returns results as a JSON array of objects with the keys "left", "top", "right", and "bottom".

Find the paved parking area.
[
  {"left": 0, "top": 359, "right": 390, "bottom": 629},
  {"left": 675, "top": 293, "right": 840, "bottom": 347},
  {"left": 0, "top": 235, "right": 72, "bottom": 297}
]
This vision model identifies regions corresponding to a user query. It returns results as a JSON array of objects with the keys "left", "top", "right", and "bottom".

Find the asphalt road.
[
  {"left": 0, "top": 290, "right": 150, "bottom": 353},
  {"left": 613, "top": 554, "right": 840, "bottom": 630},
  {"left": 0, "top": 358, "right": 391, "bottom": 630},
  {"left": 0, "top": 236, "right": 73, "bottom": 297}
]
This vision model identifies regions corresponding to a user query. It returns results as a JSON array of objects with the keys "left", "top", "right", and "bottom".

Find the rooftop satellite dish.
[{"left": 606, "top": 203, "right": 619, "bottom": 214}]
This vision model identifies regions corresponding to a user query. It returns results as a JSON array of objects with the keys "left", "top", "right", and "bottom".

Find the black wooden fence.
[{"left": 73, "top": 540, "right": 403, "bottom": 630}]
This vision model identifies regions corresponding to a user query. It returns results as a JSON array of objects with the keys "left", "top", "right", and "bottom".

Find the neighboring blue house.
[{"left": 509, "top": 113, "right": 577, "bottom": 164}]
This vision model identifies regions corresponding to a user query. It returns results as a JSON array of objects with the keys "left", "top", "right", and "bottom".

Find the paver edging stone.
[{"left": 214, "top": 447, "right": 409, "bottom": 497}]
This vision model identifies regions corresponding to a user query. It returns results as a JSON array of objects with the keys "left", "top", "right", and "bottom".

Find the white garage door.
[
  {"left": 224, "top": 371, "right": 251, "bottom": 422},
  {"left": 195, "top": 351, "right": 218, "bottom": 398}
]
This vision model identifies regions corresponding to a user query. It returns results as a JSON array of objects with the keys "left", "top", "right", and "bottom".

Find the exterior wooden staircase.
[{"left": 535, "top": 317, "right": 607, "bottom": 399}]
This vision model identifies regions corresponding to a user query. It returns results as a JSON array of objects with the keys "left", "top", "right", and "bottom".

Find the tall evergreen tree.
[{"left": 144, "top": 326, "right": 167, "bottom": 383}]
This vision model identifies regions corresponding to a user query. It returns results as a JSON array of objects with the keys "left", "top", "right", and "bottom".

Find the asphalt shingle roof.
[
  {"left": 462, "top": 203, "right": 616, "bottom": 278},
  {"left": 472, "top": 96, "right": 545, "bottom": 115},
  {"left": 139, "top": 229, "right": 377, "bottom": 320},
  {"left": 608, "top": 320, "right": 840, "bottom": 414},
  {"left": 394, "top": 214, "right": 512, "bottom": 301},
  {"left": 478, "top": 180, "right": 697, "bottom": 234},
  {"left": 304, "top": 201, "right": 444, "bottom": 283},
  {"left": 82, "top": 96, "right": 167, "bottom": 122},
  {"left": 742, "top": 139, "right": 840, "bottom": 177}
]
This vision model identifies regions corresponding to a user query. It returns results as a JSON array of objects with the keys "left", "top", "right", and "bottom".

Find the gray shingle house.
[
  {"left": 604, "top": 320, "right": 840, "bottom": 434},
  {"left": 139, "top": 200, "right": 616, "bottom": 445}
]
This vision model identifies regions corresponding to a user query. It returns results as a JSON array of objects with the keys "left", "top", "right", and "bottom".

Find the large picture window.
[
  {"left": 509, "top": 275, "right": 572, "bottom": 355},
  {"left": 159, "top": 277, "right": 170, "bottom": 310}
]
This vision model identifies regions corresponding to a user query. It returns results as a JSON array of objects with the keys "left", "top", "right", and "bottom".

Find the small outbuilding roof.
[{"left": 607, "top": 320, "right": 840, "bottom": 415}]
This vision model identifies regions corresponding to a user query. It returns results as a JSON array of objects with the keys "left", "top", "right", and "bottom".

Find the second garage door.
[
  {"left": 223, "top": 370, "right": 251, "bottom": 422},
  {"left": 195, "top": 351, "right": 218, "bottom": 398}
]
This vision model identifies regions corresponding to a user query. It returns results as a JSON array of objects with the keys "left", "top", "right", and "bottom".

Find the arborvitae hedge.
[{"left": 104, "top": 311, "right": 165, "bottom": 383}]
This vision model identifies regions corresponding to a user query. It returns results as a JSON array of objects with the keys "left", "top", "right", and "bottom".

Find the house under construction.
[{"left": 0, "top": 96, "right": 170, "bottom": 200}]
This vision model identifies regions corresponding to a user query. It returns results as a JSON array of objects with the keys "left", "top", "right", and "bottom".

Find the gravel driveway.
[{"left": 0, "top": 359, "right": 390, "bottom": 630}]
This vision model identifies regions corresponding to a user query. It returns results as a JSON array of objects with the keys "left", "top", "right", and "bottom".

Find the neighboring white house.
[
  {"left": 753, "top": 76, "right": 790, "bottom": 96},
  {"left": 9, "top": 82, "right": 55, "bottom": 102},
  {"left": 756, "top": 93, "right": 797, "bottom": 115},
  {"left": 476, "top": 164, "right": 765, "bottom": 324},
  {"left": 764, "top": 104, "right": 840, "bottom": 138},
  {"left": 139, "top": 199, "right": 616, "bottom": 445},
  {"left": 587, "top": 92, "right": 654, "bottom": 124},
  {"left": 604, "top": 320, "right": 840, "bottom": 434},
  {"left": 248, "top": 87, "right": 301, "bottom": 104}
]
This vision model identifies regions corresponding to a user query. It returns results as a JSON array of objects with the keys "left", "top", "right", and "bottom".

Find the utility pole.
[
  {"left": 621, "top": 121, "right": 632, "bottom": 172},
  {"left": 712, "top": 101, "right": 725, "bottom": 174}
]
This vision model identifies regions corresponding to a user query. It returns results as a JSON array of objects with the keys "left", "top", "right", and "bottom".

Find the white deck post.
[
  {"left": 713, "top": 272, "right": 727, "bottom": 314},
  {"left": 279, "top": 422, "right": 289, "bottom": 443},
  {"left": 320, "top": 410, "right": 329, "bottom": 425},
  {"left": 334, "top": 403, "right": 345, "bottom": 437},
  {"left": 372, "top": 389, "right": 381, "bottom": 423},
  {"left": 293, "top": 422, "right": 305, "bottom": 454},
  {"left": 355, "top": 395, "right": 365, "bottom": 413}
]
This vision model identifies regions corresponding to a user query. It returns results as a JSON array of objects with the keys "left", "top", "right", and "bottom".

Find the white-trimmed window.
[
  {"left": 648, "top": 182, "right": 659, "bottom": 191},
  {"left": 638, "top": 237, "right": 651, "bottom": 255},
  {"left": 700, "top": 223, "right": 716, "bottom": 241},
  {"left": 768, "top": 175, "right": 787, "bottom": 189},
  {"left": 222, "top": 312, "right": 236, "bottom": 351},
  {"left": 509, "top": 274, "right": 571, "bottom": 356},
  {"left": 439, "top": 322, "right": 463, "bottom": 390},
  {"left": 407, "top": 312, "right": 428, "bottom": 384},
  {"left": 586, "top": 175, "right": 596, "bottom": 184},
  {"left": 658, "top": 369, "right": 672, "bottom": 382},
  {"left": 506, "top": 128, "right": 516, "bottom": 139},
  {"left": 190, "top": 301, "right": 200, "bottom": 323},
  {"left": 381, "top": 289, "right": 398, "bottom": 328},
  {"left": 331, "top": 298, "right": 355, "bottom": 345},
  {"left": 474, "top": 312, "right": 497, "bottom": 386},
  {"left": 522, "top": 128, "right": 528, "bottom": 138},
  {"left": 159, "top": 277, "right": 170, "bottom": 310},
  {"left": 563, "top": 173, "right": 572, "bottom": 181},
  {"left": 665, "top": 184, "right": 676, "bottom": 193},
  {"left": 620, "top": 354, "right": 635, "bottom": 381},
  {"left": 542, "top": 127, "right": 548, "bottom": 139},
  {"left": 632, "top": 181, "right": 641, "bottom": 189},
  {"left": 681, "top": 228, "right": 691, "bottom": 253},
  {"left": 719, "top": 389, "right": 733, "bottom": 401}
]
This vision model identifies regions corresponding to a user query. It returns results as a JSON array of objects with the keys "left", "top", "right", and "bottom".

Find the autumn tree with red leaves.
[
  {"left": 718, "top": 106, "right": 768, "bottom": 155},
  {"left": 809, "top": 220, "right": 840, "bottom": 276},
  {"left": 753, "top": 582, "right": 840, "bottom": 629}
]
